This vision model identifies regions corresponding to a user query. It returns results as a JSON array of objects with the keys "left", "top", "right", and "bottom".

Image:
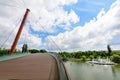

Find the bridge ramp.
[{"left": 0, "top": 54, "right": 59, "bottom": 80}]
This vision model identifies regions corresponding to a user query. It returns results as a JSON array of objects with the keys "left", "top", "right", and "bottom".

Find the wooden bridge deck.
[{"left": 0, "top": 54, "right": 59, "bottom": 80}]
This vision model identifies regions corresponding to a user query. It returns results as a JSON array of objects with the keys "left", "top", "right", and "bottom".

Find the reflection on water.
[{"left": 64, "top": 61, "right": 120, "bottom": 80}]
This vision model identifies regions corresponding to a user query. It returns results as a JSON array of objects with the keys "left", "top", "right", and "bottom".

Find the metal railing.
[
  {"left": 0, "top": 53, "right": 30, "bottom": 61},
  {"left": 49, "top": 53, "right": 71, "bottom": 80}
]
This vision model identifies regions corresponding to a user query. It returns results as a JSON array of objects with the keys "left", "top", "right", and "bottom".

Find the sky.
[{"left": 0, "top": 0, "right": 120, "bottom": 52}]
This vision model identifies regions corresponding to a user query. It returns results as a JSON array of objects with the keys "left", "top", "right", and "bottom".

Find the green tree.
[
  {"left": 107, "top": 45, "right": 112, "bottom": 56},
  {"left": 89, "top": 55, "right": 94, "bottom": 61},
  {"left": 81, "top": 55, "right": 87, "bottom": 61},
  {"left": 22, "top": 44, "right": 28, "bottom": 53},
  {"left": 40, "top": 49, "right": 47, "bottom": 53},
  {"left": 29, "top": 49, "right": 39, "bottom": 53},
  {"left": 111, "top": 54, "right": 120, "bottom": 63},
  {"left": 0, "top": 49, "right": 9, "bottom": 56},
  {"left": 74, "top": 52, "right": 81, "bottom": 59}
]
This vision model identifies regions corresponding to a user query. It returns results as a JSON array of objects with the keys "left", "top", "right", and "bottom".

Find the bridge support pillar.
[{"left": 9, "top": 9, "right": 30, "bottom": 54}]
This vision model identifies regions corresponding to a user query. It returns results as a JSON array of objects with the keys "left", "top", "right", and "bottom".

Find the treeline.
[
  {"left": 22, "top": 44, "right": 47, "bottom": 53},
  {"left": 0, "top": 44, "right": 47, "bottom": 56},
  {"left": 0, "top": 49, "right": 9, "bottom": 56},
  {"left": 0, "top": 48, "right": 47, "bottom": 56},
  {"left": 29, "top": 49, "right": 47, "bottom": 53},
  {"left": 59, "top": 51, "right": 120, "bottom": 63},
  {"left": 0, "top": 49, "right": 21, "bottom": 56}
]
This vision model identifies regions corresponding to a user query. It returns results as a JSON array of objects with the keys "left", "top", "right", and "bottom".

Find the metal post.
[{"left": 9, "top": 9, "right": 30, "bottom": 54}]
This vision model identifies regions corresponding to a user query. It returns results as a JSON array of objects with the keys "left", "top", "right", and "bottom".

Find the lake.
[{"left": 64, "top": 61, "right": 120, "bottom": 80}]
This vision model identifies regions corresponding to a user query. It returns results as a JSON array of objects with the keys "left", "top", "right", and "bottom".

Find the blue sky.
[
  {"left": 29, "top": 0, "right": 115, "bottom": 40},
  {"left": 64, "top": 0, "right": 115, "bottom": 26},
  {"left": 0, "top": 0, "right": 120, "bottom": 51}
]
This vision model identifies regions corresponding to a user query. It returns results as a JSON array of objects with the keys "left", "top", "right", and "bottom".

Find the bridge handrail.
[
  {"left": 0, "top": 53, "right": 30, "bottom": 61},
  {"left": 49, "top": 53, "right": 71, "bottom": 80}
]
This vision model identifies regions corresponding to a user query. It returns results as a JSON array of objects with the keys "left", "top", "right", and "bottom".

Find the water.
[{"left": 64, "top": 61, "right": 120, "bottom": 80}]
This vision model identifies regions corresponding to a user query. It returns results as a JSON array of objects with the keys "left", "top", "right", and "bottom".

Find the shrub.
[
  {"left": 81, "top": 55, "right": 87, "bottom": 61},
  {"left": 89, "top": 55, "right": 94, "bottom": 61},
  {"left": 111, "top": 54, "right": 120, "bottom": 63},
  {"left": 0, "top": 49, "right": 9, "bottom": 56},
  {"left": 40, "top": 49, "right": 47, "bottom": 53},
  {"left": 29, "top": 49, "right": 39, "bottom": 53}
]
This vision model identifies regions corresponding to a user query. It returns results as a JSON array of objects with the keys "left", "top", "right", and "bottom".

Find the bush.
[
  {"left": 40, "top": 49, "right": 47, "bottom": 53},
  {"left": 111, "top": 55, "right": 120, "bottom": 63},
  {"left": 0, "top": 49, "right": 9, "bottom": 56},
  {"left": 81, "top": 55, "right": 87, "bottom": 61},
  {"left": 89, "top": 55, "right": 94, "bottom": 61},
  {"left": 29, "top": 49, "right": 39, "bottom": 53}
]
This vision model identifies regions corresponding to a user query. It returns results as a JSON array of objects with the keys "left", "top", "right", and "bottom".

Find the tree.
[
  {"left": 81, "top": 55, "right": 87, "bottom": 61},
  {"left": 89, "top": 55, "right": 94, "bottom": 61},
  {"left": 22, "top": 44, "right": 28, "bottom": 53},
  {"left": 107, "top": 45, "right": 112, "bottom": 56},
  {"left": 111, "top": 54, "right": 120, "bottom": 63},
  {"left": 40, "top": 49, "right": 47, "bottom": 53},
  {"left": 29, "top": 49, "right": 39, "bottom": 53},
  {"left": 0, "top": 49, "right": 9, "bottom": 56}
]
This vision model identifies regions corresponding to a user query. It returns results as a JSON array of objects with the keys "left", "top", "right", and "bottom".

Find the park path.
[{"left": 0, "top": 54, "right": 59, "bottom": 80}]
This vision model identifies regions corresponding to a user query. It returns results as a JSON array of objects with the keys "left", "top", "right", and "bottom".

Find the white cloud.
[
  {"left": 45, "top": 0, "right": 120, "bottom": 51},
  {"left": 1, "top": 0, "right": 120, "bottom": 52},
  {"left": 19, "top": 25, "right": 42, "bottom": 49},
  {"left": 25, "top": 0, "right": 79, "bottom": 32},
  {"left": 0, "top": 0, "right": 78, "bottom": 50},
  {"left": 0, "top": 0, "right": 26, "bottom": 49}
]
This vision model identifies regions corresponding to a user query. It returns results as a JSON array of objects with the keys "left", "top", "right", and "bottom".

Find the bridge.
[
  {"left": 0, "top": 8, "right": 70, "bottom": 80},
  {"left": 0, "top": 53, "right": 70, "bottom": 80}
]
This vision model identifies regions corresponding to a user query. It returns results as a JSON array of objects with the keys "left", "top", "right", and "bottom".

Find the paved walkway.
[{"left": 0, "top": 54, "right": 59, "bottom": 80}]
